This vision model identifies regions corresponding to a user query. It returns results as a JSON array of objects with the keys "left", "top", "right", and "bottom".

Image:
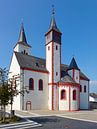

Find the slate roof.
[
  {"left": 45, "top": 13, "right": 61, "bottom": 35},
  {"left": 15, "top": 52, "right": 89, "bottom": 81},
  {"left": 59, "top": 73, "right": 76, "bottom": 83},
  {"left": 14, "top": 24, "right": 31, "bottom": 48},
  {"left": 15, "top": 52, "right": 47, "bottom": 72},
  {"left": 90, "top": 93, "right": 97, "bottom": 98},
  {"left": 68, "top": 57, "right": 80, "bottom": 70},
  {"left": 61, "top": 64, "right": 89, "bottom": 81}
]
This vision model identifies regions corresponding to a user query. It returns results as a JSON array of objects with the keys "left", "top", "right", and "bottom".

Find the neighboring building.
[
  {"left": 90, "top": 93, "right": 97, "bottom": 102},
  {"left": 9, "top": 12, "right": 89, "bottom": 111},
  {"left": 89, "top": 93, "right": 97, "bottom": 109}
]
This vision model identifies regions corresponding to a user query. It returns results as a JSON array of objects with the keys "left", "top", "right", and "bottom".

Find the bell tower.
[{"left": 45, "top": 8, "right": 62, "bottom": 110}]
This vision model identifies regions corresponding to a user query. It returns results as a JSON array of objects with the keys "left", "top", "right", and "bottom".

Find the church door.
[{"left": 26, "top": 101, "right": 31, "bottom": 110}]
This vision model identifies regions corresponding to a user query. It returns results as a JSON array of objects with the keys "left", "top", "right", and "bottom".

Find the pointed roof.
[
  {"left": 68, "top": 57, "right": 80, "bottom": 70},
  {"left": 18, "top": 23, "right": 27, "bottom": 43},
  {"left": 16, "top": 23, "right": 31, "bottom": 48},
  {"left": 45, "top": 8, "right": 61, "bottom": 35}
]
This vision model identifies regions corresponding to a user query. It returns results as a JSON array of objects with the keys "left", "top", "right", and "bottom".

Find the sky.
[{"left": 0, "top": 0, "right": 97, "bottom": 92}]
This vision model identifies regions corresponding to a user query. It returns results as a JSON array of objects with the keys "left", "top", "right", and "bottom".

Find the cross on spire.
[{"left": 52, "top": 5, "right": 55, "bottom": 15}]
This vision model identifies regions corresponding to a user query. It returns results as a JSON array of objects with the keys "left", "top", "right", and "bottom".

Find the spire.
[
  {"left": 47, "top": 5, "right": 61, "bottom": 34},
  {"left": 68, "top": 57, "right": 80, "bottom": 70},
  {"left": 49, "top": 5, "right": 57, "bottom": 29},
  {"left": 16, "top": 23, "right": 31, "bottom": 48},
  {"left": 18, "top": 23, "right": 27, "bottom": 43}
]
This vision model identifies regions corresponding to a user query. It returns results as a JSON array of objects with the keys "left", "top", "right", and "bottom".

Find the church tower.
[
  {"left": 68, "top": 57, "right": 80, "bottom": 83},
  {"left": 45, "top": 9, "right": 62, "bottom": 110},
  {"left": 14, "top": 23, "right": 31, "bottom": 55}
]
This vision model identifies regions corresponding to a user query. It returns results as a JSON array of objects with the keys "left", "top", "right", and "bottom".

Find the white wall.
[
  {"left": 23, "top": 69, "right": 49, "bottom": 110},
  {"left": 68, "top": 69, "right": 80, "bottom": 83},
  {"left": 46, "top": 43, "right": 52, "bottom": 82},
  {"left": 89, "top": 96, "right": 97, "bottom": 102},
  {"left": 46, "top": 42, "right": 61, "bottom": 110},
  {"left": 53, "top": 43, "right": 61, "bottom": 82},
  {"left": 59, "top": 86, "right": 69, "bottom": 110},
  {"left": 68, "top": 70, "right": 73, "bottom": 78},
  {"left": 14, "top": 44, "right": 31, "bottom": 55},
  {"left": 74, "top": 70, "right": 80, "bottom": 83},
  {"left": 8, "top": 53, "right": 21, "bottom": 110},
  {"left": 59, "top": 86, "right": 79, "bottom": 111},
  {"left": 70, "top": 87, "right": 79, "bottom": 111},
  {"left": 80, "top": 80, "right": 89, "bottom": 109}
]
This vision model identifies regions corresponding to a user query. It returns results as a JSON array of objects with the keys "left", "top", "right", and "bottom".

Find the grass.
[{"left": 0, "top": 116, "right": 22, "bottom": 124}]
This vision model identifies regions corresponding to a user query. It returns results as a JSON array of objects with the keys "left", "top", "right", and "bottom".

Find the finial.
[
  {"left": 72, "top": 54, "right": 75, "bottom": 58},
  {"left": 52, "top": 5, "right": 55, "bottom": 15},
  {"left": 21, "top": 18, "right": 24, "bottom": 29}
]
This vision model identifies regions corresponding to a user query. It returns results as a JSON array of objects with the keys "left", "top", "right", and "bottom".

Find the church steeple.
[
  {"left": 45, "top": 7, "right": 62, "bottom": 45},
  {"left": 18, "top": 23, "right": 27, "bottom": 43},
  {"left": 46, "top": 6, "right": 61, "bottom": 35},
  {"left": 17, "top": 23, "right": 31, "bottom": 48},
  {"left": 48, "top": 7, "right": 61, "bottom": 34},
  {"left": 14, "top": 23, "right": 31, "bottom": 55},
  {"left": 45, "top": 7, "right": 62, "bottom": 110}
]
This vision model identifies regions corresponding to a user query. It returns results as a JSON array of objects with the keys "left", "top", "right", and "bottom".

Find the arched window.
[
  {"left": 39, "top": 79, "right": 43, "bottom": 91},
  {"left": 80, "top": 85, "right": 82, "bottom": 92},
  {"left": 61, "top": 90, "right": 66, "bottom": 100},
  {"left": 29, "top": 78, "right": 34, "bottom": 90},
  {"left": 73, "top": 90, "right": 76, "bottom": 100},
  {"left": 84, "top": 85, "right": 86, "bottom": 92}
]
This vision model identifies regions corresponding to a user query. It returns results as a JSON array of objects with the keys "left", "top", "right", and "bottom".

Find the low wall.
[{"left": 90, "top": 102, "right": 97, "bottom": 109}]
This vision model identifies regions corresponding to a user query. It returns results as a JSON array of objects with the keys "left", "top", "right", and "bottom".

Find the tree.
[
  {"left": 0, "top": 82, "right": 10, "bottom": 122},
  {"left": 8, "top": 74, "right": 20, "bottom": 117},
  {"left": 0, "top": 68, "right": 10, "bottom": 122}
]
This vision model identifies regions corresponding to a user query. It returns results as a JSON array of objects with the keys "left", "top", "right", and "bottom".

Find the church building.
[{"left": 9, "top": 12, "right": 89, "bottom": 111}]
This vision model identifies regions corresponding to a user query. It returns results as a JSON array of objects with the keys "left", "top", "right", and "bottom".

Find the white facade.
[
  {"left": 8, "top": 15, "right": 89, "bottom": 111},
  {"left": 14, "top": 44, "right": 31, "bottom": 55},
  {"left": 80, "top": 80, "right": 89, "bottom": 109},
  {"left": 89, "top": 96, "right": 97, "bottom": 102}
]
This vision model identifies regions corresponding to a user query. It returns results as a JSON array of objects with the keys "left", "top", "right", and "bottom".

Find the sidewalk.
[{"left": 15, "top": 109, "right": 97, "bottom": 123}]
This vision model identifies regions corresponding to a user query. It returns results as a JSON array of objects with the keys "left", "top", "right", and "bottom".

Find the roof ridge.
[{"left": 14, "top": 51, "right": 46, "bottom": 61}]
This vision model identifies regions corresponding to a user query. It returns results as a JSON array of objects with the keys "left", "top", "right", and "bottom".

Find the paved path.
[
  {"left": 15, "top": 109, "right": 97, "bottom": 123},
  {"left": 4, "top": 110, "right": 97, "bottom": 129},
  {"left": 28, "top": 116, "right": 97, "bottom": 129}
]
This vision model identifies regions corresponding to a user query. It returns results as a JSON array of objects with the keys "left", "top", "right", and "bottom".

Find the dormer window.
[{"left": 36, "top": 63, "right": 39, "bottom": 67}]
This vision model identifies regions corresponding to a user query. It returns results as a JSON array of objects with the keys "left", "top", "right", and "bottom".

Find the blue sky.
[{"left": 0, "top": 0, "right": 97, "bottom": 91}]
